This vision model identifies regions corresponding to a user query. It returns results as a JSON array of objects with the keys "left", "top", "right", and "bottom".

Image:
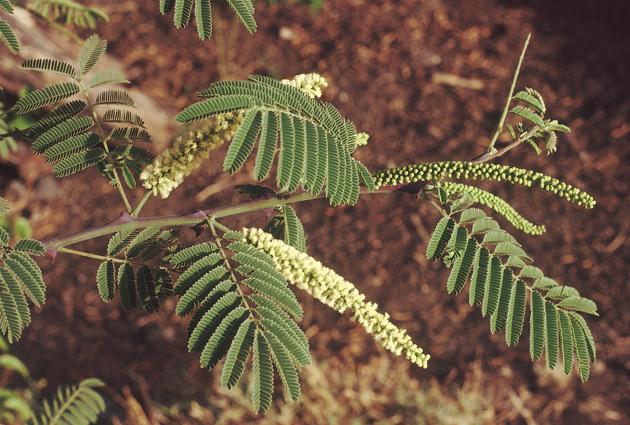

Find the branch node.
[{"left": 113, "top": 212, "right": 133, "bottom": 225}]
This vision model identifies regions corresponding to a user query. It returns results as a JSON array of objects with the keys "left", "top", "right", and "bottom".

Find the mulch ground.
[{"left": 2, "top": 0, "right": 628, "bottom": 423}]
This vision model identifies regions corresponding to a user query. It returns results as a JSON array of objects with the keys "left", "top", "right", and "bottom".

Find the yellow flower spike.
[
  {"left": 140, "top": 113, "right": 243, "bottom": 198},
  {"left": 244, "top": 227, "right": 430, "bottom": 368},
  {"left": 281, "top": 73, "right": 329, "bottom": 99}
]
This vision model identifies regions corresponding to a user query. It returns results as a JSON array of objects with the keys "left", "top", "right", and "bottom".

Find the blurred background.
[{"left": 0, "top": 0, "right": 628, "bottom": 423}]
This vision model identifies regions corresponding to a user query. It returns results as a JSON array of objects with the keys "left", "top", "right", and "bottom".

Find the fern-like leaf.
[
  {"left": 194, "top": 0, "right": 212, "bottom": 39},
  {"left": 221, "top": 319, "right": 255, "bottom": 388},
  {"left": 12, "top": 82, "right": 80, "bottom": 114},
  {"left": 505, "top": 280, "right": 527, "bottom": 346},
  {"left": 0, "top": 17, "right": 19, "bottom": 54},
  {"left": 94, "top": 90, "right": 135, "bottom": 107},
  {"left": 179, "top": 76, "right": 368, "bottom": 205},
  {"left": 426, "top": 217, "right": 454, "bottom": 260},
  {"left": 22, "top": 59, "right": 77, "bottom": 78},
  {"left": 30, "top": 378, "right": 105, "bottom": 425},
  {"left": 78, "top": 34, "right": 106, "bottom": 75},
  {"left": 53, "top": 148, "right": 105, "bottom": 177},
  {"left": 174, "top": 229, "right": 308, "bottom": 411},
  {"left": 427, "top": 207, "right": 597, "bottom": 380},
  {"left": 96, "top": 261, "right": 116, "bottom": 301},
  {"left": 87, "top": 69, "right": 129, "bottom": 88},
  {"left": 251, "top": 331, "right": 274, "bottom": 414}
]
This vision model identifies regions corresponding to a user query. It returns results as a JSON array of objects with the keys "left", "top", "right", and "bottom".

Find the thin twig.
[{"left": 487, "top": 34, "right": 531, "bottom": 153}]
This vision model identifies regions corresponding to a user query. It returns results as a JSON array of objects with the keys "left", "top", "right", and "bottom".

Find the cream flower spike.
[
  {"left": 140, "top": 113, "right": 243, "bottom": 198},
  {"left": 142, "top": 73, "right": 333, "bottom": 199},
  {"left": 281, "top": 73, "right": 329, "bottom": 99},
  {"left": 244, "top": 227, "right": 430, "bottom": 368}
]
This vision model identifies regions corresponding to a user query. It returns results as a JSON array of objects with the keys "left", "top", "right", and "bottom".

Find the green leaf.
[
  {"left": 14, "top": 239, "right": 45, "bottom": 255},
  {"left": 569, "top": 312, "right": 596, "bottom": 362},
  {"left": 21, "top": 58, "right": 77, "bottom": 78},
  {"left": 557, "top": 296, "right": 598, "bottom": 316},
  {"left": 4, "top": 251, "right": 46, "bottom": 306},
  {"left": 53, "top": 148, "right": 105, "bottom": 177},
  {"left": 490, "top": 268, "right": 513, "bottom": 333},
  {"left": 224, "top": 109, "right": 261, "bottom": 173},
  {"left": 266, "top": 332, "right": 301, "bottom": 401},
  {"left": 511, "top": 105, "right": 545, "bottom": 127},
  {"left": 44, "top": 133, "right": 100, "bottom": 163},
  {"left": 177, "top": 95, "right": 256, "bottom": 122},
  {"left": 174, "top": 0, "right": 193, "bottom": 28},
  {"left": 529, "top": 291, "right": 545, "bottom": 361},
  {"left": 36, "top": 378, "right": 105, "bottom": 425},
  {"left": 546, "top": 285, "right": 580, "bottom": 300},
  {"left": 570, "top": 314, "right": 591, "bottom": 382},
  {"left": 544, "top": 301, "right": 559, "bottom": 369},
  {"left": 426, "top": 217, "right": 455, "bottom": 261},
  {"left": 194, "top": 0, "right": 212, "bottom": 39},
  {"left": 78, "top": 34, "right": 107, "bottom": 74},
  {"left": 468, "top": 246, "right": 489, "bottom": 306},
  {"left": 96, "top": 261, "right": 116, "bottom": 302},
  {"left": 505, "top": 279, "right": 527, "bottom": 346},
  {"left": 94, "top": 89, "right": 135, "bottom": 107},
  {"left": 277, "top": 112, "right": 295, "bottom": 190},
  {"left": 87, "top": 69, "right": 129, "bottom": 88},
  {"left": 251, "top": 332, "right": 274, "bottom": 414},
  {"left": 199, "top": 306, "right": 246, "bottom": 368},
  {"left": 0, "top": 18, "right": 19, "bottom": 54},
  {"left": 33, "top": 115, "right": 95, "bottom": 153},
  {"left": 558, "top": 310, "right": 574, "bottom": 375},
  {"left": 446, "top": 238, "right": 476, "bottom": 294},
  {"left": 221, "top": 319, "right": 255, "bottom": 388},
  {"left": 460, "top": 207, "right": 486, "bottom": 224},
  {"left": 481, "top": 256, "right": 502, "bottom": 317},
  {"left": 0, "top": 354, "right": 29, "bottom": 378},
  {"left": 0, "top": 0, "right": 14, "bottom": 14},
  {"left": 226, "top": 0, "right": 257, "bottom": 33},
  {"left": 254, "top": 111, "right": 278, "bottom": 180},
  {"left": 282, "top": 205, "right": 307, "bottom": 252},
  {"left": 12, "top": 82, "right": 81, "bottom": 114},
  {"left": 136, "top": 266, "right": 159, "bottom": 312},
  {"left": 117, "top": 263, "right": 137, "bottom": 310}
]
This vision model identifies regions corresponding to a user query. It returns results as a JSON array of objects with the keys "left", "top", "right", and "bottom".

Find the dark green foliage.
[
  {"left": 26, "top": 0, "right": 108, "bottom": 31},
  {"left": 0, "top": 0, "right": 19, "bottom": 54},
  {"left": 159, "top": 0, "right": 257, "bottom": 40},
  {"left": 426, "top": 207, "right": 597, "bottom": 380},
  {"left": 13, "top": 34, "right": 150, "bottom": 183},
  {"left": 29, "top": 378, "right": 106, "bottom": 425},
  {"left": 170, "top": 229, "right": 309, "bottom": 413},
  {"left": 264, "top": 205, "right": 307, "bottom": 252},
  {"left": 508, "top": 87, "right": 570, "bottom": 155},
  {"left": 97, "top": 227, "right": 177, "bottom": 311},
  {"left": 178, "top": 76, "right": 372, "bottom": 206},
  {"left": 0, "top": 224, "right": 47, "bottom": 342}
]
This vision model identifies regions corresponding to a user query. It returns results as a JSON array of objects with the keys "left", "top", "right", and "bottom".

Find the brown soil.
[{"left": 3, "top": 0, "right": 629, "bottom": 423}]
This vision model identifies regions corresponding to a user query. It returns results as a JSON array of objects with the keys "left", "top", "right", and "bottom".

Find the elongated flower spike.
[
  {"left": 441, "top": 182, "right": 546, "bottom": 235},
  {"left": 143, "top": 73, "right": 337, "bottom": 199},
  {"left": 373, "top": 161, "right": 596, "bottom": 208},
  {"left": 244, "top": 227, "right": 430, "bottom": 368},
  {"left": 140, "top": 113, "right": 243, "bottom": 198}
]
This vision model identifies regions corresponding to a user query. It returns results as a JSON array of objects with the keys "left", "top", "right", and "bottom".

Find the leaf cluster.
[
  {"left": 96, "top": 227, "right": 177, "bottom": 311},
  {"left": 426, "top": 207, "right": 596, "bottom": 382},
  {"left": 508, "top": 88, "right": 570, "bottom": 155},
  {"left": 0, "top": 198, "right": 46, "bottom": 343},
  {"left": 13, "top": 35, "right": 152, "bottom": 186},
  {"left": 159, "top": 0, "right": 257, "bottom": 39},
  {"left": 177, "top": 76, "right": 375, "bottom": 205},
  {"left": 170, "top": 229, "right": 309, "bottom": 413}
]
